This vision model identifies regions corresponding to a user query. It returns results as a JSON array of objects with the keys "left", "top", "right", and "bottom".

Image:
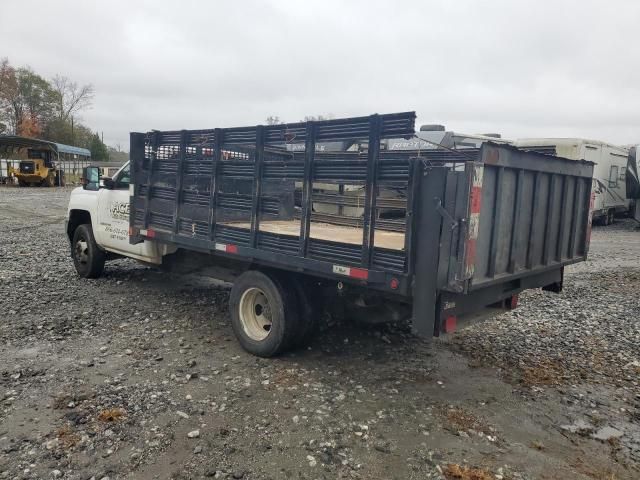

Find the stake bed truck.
[{"left": 66, "top": 112, "right": 595, "bottom": 357}]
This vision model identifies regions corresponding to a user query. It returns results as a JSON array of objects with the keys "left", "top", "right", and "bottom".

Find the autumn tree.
[
  {"left": 17, "top": 115, "right": 41, "bottom": 138},
  {"left": 0, "top": 59, "right": 110, "bottom": 157},
  {"left": 0, "top": 66, "right": 56, "bottom": 136}
]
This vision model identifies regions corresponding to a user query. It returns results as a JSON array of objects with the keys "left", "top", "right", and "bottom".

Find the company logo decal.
[{"left": 109, "top": 201, "right": 130, "bottom": 221}]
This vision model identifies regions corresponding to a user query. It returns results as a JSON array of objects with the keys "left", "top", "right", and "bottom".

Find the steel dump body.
[{"left": 128, "top": 113, "right": 594, "bottom": 338}]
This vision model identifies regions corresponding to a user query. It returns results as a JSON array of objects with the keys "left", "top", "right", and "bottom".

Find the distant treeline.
[{"left": 0, "top": 58, "right": 124, "bottom": 161}]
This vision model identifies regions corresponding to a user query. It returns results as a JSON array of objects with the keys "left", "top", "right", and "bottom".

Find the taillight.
[{"left": 443, "top": 315, "right": 457, "bottom": 333}]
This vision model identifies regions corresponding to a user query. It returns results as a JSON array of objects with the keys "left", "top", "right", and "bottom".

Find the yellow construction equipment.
[{"left": 1, "top": 135, "right": 91, "bottom": 187}]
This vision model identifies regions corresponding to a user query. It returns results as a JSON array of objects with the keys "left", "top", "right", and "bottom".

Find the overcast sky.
[{"left": 3, "top": 0, "right": 640, "bottom": 149}]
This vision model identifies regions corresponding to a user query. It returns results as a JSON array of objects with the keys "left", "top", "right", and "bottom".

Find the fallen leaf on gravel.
[
  {"left": 443, "top": 407, "right": 495, "bottom": 437},
  {"left": 56, "top": 425, "right": 80, "bottom": 449},
  {"left": 530, "top": 440, "right": 545, "bottom": 450},
  {"left": 98, "top": 408, "right": 126, "bottom": 422},
  {"left": 442, "top": 463, "right": 494, "bottom": 480}
]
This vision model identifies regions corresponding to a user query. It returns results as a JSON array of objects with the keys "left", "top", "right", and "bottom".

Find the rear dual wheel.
[{"left": 229, "top": 270, "right": 317, "bottom": 357}]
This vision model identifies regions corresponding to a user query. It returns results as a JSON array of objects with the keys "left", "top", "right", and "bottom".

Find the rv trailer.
[{"left": 515, "top": 138, "right": 629, "bottom": 225}]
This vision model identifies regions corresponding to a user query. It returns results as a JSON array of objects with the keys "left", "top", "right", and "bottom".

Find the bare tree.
[
  {"left": 51, "top": 74, "right": 94, "bottom": 122},
  {"left": 266, "top": 115, "right": 283, "bottom": 125}
]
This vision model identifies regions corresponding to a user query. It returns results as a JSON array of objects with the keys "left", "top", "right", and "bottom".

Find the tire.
[
  {"left": 229, "top": 270, "right": 300, "bottom": 357},
  {"left": 608, "top": 210, "right": 615, "bottom": 225},
  {"left": 71, "top": 224, "right": 105, "bottom": 278},
  {"left": 601, "top": 211, "right": 610, "bottom": 226}
]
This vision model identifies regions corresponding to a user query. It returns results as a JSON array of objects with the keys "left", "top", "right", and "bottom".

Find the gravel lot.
[{"left": 1, "top": 186, "right": 639, "bottom": 480}]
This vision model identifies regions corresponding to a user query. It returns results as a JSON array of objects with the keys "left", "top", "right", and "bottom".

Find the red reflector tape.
[
  {"left": 332, "top": 264, "right": 369, "bottom": 280},
  {"left": 464, "top": 238, "right": 477, "bottom": 277},
  {"left": 146, "top": 228, "right": 156, "bottom": 238},
  {"left": 215, "top": 243, "right": 238, "bottom": 254},
  {"left": 463, "top": 164, "right": 484, "bottom": 278},
  {"left": 443, "top": 315, "right": 457, "bottom": 333},
  {"left": 349, "top": 267, "right": 369, "bottom": 280},
  {"left": 469, "top": 186, "right": 482, "bottom": 214}
]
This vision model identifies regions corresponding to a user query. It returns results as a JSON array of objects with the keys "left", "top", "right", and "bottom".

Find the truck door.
[
  {"left": 95, "top": 164, "right": 132, "bottom": 253},
  {"left": 95, "top": 163, "right": 162, "bottom": 261},
  {"left": 609, "top": 150, "right": 630, "bottom": 209}
]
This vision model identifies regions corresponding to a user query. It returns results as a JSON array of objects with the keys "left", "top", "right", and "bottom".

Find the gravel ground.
[{"left": 0, "top": 186, "right": 639, "bottom": 480}]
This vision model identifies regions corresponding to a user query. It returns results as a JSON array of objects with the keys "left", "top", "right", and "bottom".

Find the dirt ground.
[{"left": 0, "top": 186, "right": 639, "bottom": 480}]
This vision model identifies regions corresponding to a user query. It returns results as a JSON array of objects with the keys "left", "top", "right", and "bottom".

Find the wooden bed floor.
[{"left": 223, "top": 220, "right": 405, "bottom": 250}]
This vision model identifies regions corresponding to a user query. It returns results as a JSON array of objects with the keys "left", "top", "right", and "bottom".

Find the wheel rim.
[
  {"left": 238, "top": 287, "right": 272, "bottom": 341},
  {"left": 75, "top": 237, "right": 89, "bottom": 265}
]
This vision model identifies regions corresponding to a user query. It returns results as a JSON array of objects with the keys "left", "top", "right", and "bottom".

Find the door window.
[
  {"left": 113, "top": 163, "right": 130, "bottom": 189},
  {"left": 608, "top": 165, "right": 619, "bottom": 188}
]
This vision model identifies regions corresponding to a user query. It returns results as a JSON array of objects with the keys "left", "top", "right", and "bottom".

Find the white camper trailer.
[{"left": 515, "top": 138, "right": 630, "bottom": 225}]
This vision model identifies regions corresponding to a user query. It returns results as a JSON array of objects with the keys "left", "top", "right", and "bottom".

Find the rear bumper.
[{"left": 417, "top": 267, "right": 564, "bottom": 338}]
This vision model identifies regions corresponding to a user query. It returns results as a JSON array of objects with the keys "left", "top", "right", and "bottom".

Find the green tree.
[
  {"left": 41, "top": 119, "right": 98, "bottom": 151},
  {"left": 0, "top": 58, "right": 18, "bottom": 134},
  {"left": 73, "top": 124, "right": 96, "bottom": 149},
  {"left": 42, "top": 117, "right": 74, "bottom": 144},
  {"left": 89, "top": 132, "right": 109, "bottom": 161},
  {"left": 107, "top": 146, "right": 128, "bottom": 163},
  {"left": 11, "top": 67, "right": 57, "bottom": 135}
]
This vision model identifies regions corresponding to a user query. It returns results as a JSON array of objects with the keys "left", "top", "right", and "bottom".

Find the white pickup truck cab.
[{"left": 65, "top": 162, "right": 175, "bottom": 277}]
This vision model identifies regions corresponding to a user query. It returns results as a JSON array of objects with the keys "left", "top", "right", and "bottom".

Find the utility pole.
[{"left": 71, "top": 116, "right": 74, "bottom": 144}]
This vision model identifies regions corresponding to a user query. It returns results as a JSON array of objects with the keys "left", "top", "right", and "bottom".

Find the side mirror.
[
  {"left": 103, "top": 177, "right": 116, "bottom": 189},
  {"left": 82, "top": 166, "right": 100, "bottom": 191}
]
